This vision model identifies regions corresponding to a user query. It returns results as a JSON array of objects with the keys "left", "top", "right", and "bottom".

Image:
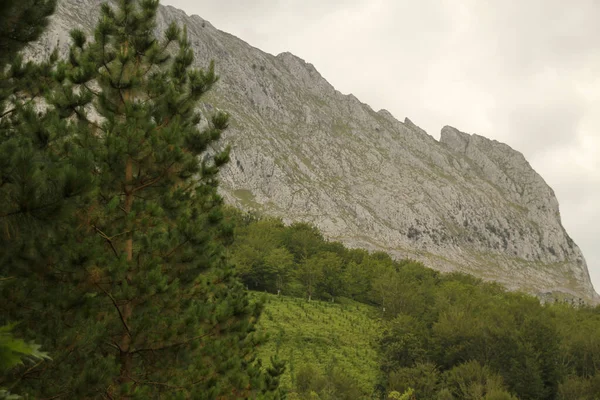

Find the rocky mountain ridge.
[{"left": 30, "top": 0, "right": 598, "bottom": 302}]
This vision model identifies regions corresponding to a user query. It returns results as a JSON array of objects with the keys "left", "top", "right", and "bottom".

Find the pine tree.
[
  {"left": 0, "top": 0, "right": 57, "bottom": 67},
  {"left": 0, "top": 0, "right": 66, "bottom": 238},
  {"left": 0, "top": 0, "right": 92, "bottom": 258},
  {"left": 0, "top": 1, "right": 84, "bottom": 397},
  {"left": 2, "top": 0, "right": 281, "bottom": 397}
]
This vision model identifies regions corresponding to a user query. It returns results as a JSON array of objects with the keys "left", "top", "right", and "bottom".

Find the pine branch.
[
  {"left": 130, "top": 160, "right": 176, "bottom": 194},
  {"left": 70, "top": 104, "right": 105, "bottom": 133},
  {"left": 105, "top": 341, "right": 122, "bottom": 352},
  {"left": 130, "top": 332, "right": 212, "bottom": 355},
  {"left": 129, "top": 377, "right": 188, "bottom": 393},
  {"left": 99, "top": 390, "right": 115, "bottom": 400},
  {"left": 100, "top": 38, "right": 113, "bottom": 77},
  {"left": 162, "top": 239, "right": 189, "bottom": 259},
  {"left": 0, "top": 197, "right": 63, "bottom": 219},
  {"left": 40, "top": 392, "right": 70, "bottom": 400},
  {"left": 8, "top": 359, "right": 45, "bottom": 392},
  {"left": 95, "top": 283, "right": 132, "bottom": 339},
  {"left": 130, "top": 174, "right": 163, "bottom": 193},
  {"left": 0, "top": 106, "right": 17, "bottom": 118},
  {"left": 82, "top": 82, "right": 101, "bottom": 97},
  {"left": 93, "top": 225, "right": 119, "bottom": 258}
]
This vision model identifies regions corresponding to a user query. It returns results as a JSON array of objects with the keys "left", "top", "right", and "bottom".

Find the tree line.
[{"left": 226, "top": 211, "right": 600, "bottom": 400}]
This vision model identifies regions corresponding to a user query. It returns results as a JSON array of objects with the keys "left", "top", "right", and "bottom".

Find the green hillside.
[
  {"left": 255, "top": 293, "right": 382, "bottom": 398},
  {"left": 233, "top": 213, "right": 600, "bottom": 400}
]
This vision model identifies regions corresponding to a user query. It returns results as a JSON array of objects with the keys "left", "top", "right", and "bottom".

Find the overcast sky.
[{"left": 164, "top": 0, "right": 600, "bottom": 292}]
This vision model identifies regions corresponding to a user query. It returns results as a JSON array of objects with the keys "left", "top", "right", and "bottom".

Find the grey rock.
[{"left": 29, "top": 0, "right": 598, "bottom": 302}]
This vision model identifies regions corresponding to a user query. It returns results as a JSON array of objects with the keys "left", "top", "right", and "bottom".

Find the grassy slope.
[{"left": 254, "top": 293, "right": 382, "bottom": 396}]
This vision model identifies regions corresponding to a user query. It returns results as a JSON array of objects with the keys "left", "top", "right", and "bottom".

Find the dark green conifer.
[
  {"left": 2, "top": 0, "right": 281, "bottom": 397},
  {"left": 0, "top": 1, "right": 88, "bottom": 397},
  {"left": 0, "top": 0, "right": 57, "bottom": 67}
]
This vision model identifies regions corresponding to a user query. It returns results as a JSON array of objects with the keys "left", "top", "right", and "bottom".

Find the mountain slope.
[
  {"left": 255, "top": 293, "right": 380, "bottom": 397},
  {"left": 30, "top": 0, "right": 597, "bottom": 302}
]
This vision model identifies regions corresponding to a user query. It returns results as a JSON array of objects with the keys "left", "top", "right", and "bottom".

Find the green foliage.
[
  {"left": 0, "top": 325, "right": 49, "bottom": 371},
  {"left": 378, "top": 271, "right": 567, "bottom": 400},
  {"left": 0, "top": 325, "right": 51, "bottom": 400},
  {"left": 255, "top": 293, "right": 380, "bottom": 398},
  {"left": 387, "top": 388, "right": 415, "bottom": 400},
  {"left": 228, "top": 210, "right": 403, "bottom": 304},
  {"left": 0, "top": 0, "right": 57, "bottom": 68},
  {"left": 442, "top": 361, "right": 509, "bottom": 399},
  {"left": 313, "top": 251, "right": 344, "bottom": 301},
  {"left": 388, "top": 362, "right": 439, "bottom": 399},
  {"left": 0, "top": 0, "right": 60, "bottom": 397},
  {"left": 228, "top": 210, "right": 600, "bottom": 399},
  {"left": 0, "top": 0, "right": 81, "bottom": 259},
  {"left": 230, "top": 218, "right": 290, "bottom": 291},
  {"left": 557, "top": 374, "right": 600, "bottom": 400},
  {"left": 297, "top": 255, "right": 326, "bottom": 301},
  {"left": 1, "top": 0, "right": 281, "bottom": 397},
  {"left": 436, "top": 388, "right": 454, "bottom": 400},
  {"left": 288, "top": 364, "right": 365, "bottom": 400},
  {"left": 282, "top": 222, "right": 324, "bottom": 263},
  {"left": 262, "top": 356, "right": 287, "bottom": 396},
  {"left": 264, "top": 247, "right": 295, "bottom": 295}
]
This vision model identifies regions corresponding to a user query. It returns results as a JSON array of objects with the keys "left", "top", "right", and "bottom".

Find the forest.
[
  {"left": 2, "top": 0, "right": 600, "bottom": 399},
  {"left": 227, "top": 211, "right": 600, "bottom": 400}
]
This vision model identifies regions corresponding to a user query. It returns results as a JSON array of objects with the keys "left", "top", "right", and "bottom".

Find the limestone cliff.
[{"left": 30, "top": 0, "right": 598, "bottom": 301}]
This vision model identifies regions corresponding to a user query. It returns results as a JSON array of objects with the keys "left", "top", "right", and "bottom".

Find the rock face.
[{"left": 31, "top": 0, "right": 597, "bottom": 301}]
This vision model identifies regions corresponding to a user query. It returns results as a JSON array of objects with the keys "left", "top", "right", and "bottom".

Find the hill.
[{"left": 255, "top": 293, "right": 381, "bottom": 398}]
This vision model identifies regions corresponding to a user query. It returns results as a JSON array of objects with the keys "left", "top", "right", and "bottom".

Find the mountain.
[{"left": 29, "top": 0, "right": 598, "bottom": 302}]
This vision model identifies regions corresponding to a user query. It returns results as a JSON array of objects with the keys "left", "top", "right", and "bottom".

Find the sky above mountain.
[{"left": 164, "top": 0, "right": 600, "bottom": 292}]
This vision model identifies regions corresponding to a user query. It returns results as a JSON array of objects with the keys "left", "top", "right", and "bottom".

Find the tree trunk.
[{"left": 119, "top": 156, "right": 134, "bottom": 386}]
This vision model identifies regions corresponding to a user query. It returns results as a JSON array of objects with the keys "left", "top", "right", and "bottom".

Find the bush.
[
  {"left": 443, "top": 360, "right": 507, "bottom": 400},
  {"left": 388, "top": 362, "right": 439, "bottom": 398},
  {"left": 437, "top": 388, "right": 454, "bottom": 400},
  {"left": 557, "top": 375, "right": 598, "bottom": 400}
]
